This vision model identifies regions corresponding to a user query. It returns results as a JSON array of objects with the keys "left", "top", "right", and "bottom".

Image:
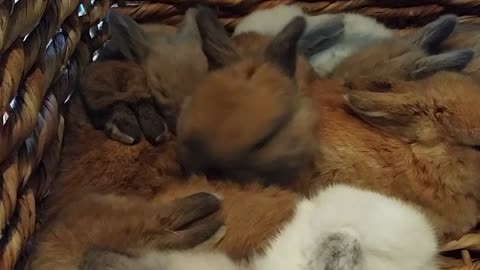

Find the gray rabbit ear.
[
  {"left": 196, "top": 6, "right": 241, "bottom": 70},
  {"left": 106, "top": 10, "right": 150, "bottom": 63},
  {"left": 321, "top": 232, "right": 362, "bottom": 270},
  {"left": 265, "top": 16, "right": 307, "bottom": 77},
  {"left": 411, "top": 48, "right": 474, "bottom": 79},
  {"left": 176, "top": 8, "right": 201, "bottom": 40},
  {"left": 298, "top": 15, "right": 345, "bottom": 58},
  {"left": 410, "top": 15, "right": 458, "bottom": 51}
]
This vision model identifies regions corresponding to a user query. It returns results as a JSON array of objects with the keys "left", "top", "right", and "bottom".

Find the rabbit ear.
[
  {"left": 196, "top": 6, "right": 240, "bottom": 70},
  {"left": 106, "top": 10, "right": 150, "bottom": 62},
  {"left": 298, "top": 15, "right": 345, "bottom": 58},
  {"left": 321, "top": 232, "right": 362, "bottom": 270},
  {"left": 265, "top": 16, "right": 307, "bottom": 77},
  {"left": 409, "top": 15, "right": 458, "bottom": 51},
  {"left": 80, "top": 248, "right": 138, "bottom": 270},
  {"left": 344, "top": 91, "right": 423, "bottom": 142},
  {"left": 176, "top": 8, "right": 201, "bottom": 40},
  {"left": 411, "top": 48, "right": 474, "bottom": 79}
]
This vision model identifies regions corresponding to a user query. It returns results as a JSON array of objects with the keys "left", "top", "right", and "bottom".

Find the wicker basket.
[{"left": 1, "top": 0, "right": 480, "bottom": 269}]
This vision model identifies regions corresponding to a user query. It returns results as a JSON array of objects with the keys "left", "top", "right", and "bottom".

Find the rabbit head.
[
  {"left": 177, "top": 8, "right": 317, "bottom": 184},
  {"left": 333, "top": 15, "right": 474, "bottom": 89},
  {"left": 345, "top": 72, "right": 480, "bottom": 190},
  {"left": 107, "top": 8, "right": 208, "bottom": 109}
]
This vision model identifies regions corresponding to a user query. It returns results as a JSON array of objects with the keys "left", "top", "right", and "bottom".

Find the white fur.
[
  {"left": 233, "top": 4, "right": 393, "bottom": 76},
  {"left": 91, "top": 184, "right": 438, "bottom": 270},
  {"left": 233, "top": 5, "right": 306, "bottom": 37},
  {"left": 254, "top": 184, "right": 439, "bottom": 270},
  {"left": 127, "top": 251, "right": 245, "bottom": 270}
]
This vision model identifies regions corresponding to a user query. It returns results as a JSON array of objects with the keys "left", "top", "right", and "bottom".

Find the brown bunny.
[
  {"left": 330, "top": 15, "right": 474, "bottom": 91},
  {"left": 177, "top": 8, "right": 480, "bottom": 242},
  {"left": 26, "top": 192, "right": 225, "bottom": 270},
  {"left": 79, "top": 8, "right": 207, "bottom": 145}
]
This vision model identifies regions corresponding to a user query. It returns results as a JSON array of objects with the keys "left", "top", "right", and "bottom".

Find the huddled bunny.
[{"left": 80, "top": 185, "right": 438, "bottom": 270}]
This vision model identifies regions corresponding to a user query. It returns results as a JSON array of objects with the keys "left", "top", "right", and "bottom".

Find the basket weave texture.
[
  {"left": 114, "top": 0, "right": 480, "bottom": 31},
  {"left": 0, "top": 0, "right": 109, "bottom": 269},
  {"left": 1, "top": 0, "right": 480, "bottom": 270}
]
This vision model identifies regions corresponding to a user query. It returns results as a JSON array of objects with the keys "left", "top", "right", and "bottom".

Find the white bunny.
[
  {"left": 81, "top": 184, "right": 438, "bottom": 270},
  {"left": 233, "top": 4, "right": 393, "bottom": 76},
  {"left": 255, "top": 184, "right": 438, "bottom": 270}
]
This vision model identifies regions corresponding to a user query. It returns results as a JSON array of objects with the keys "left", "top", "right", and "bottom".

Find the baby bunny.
[
  {"left": 178, "top": 7, "right": 480, "bottom": 241},
  {"left": 26, "top": 192, "right": 226, "bottom": 270},
  {"left": 80, "top": 184, "right": 438, "bottom": 270},
  {"left": 333, "top": 15, "right": 474, "bottom": 88},
  {"left": 80, "top": 8, "right": 207, "bottom": 144},
  {"left": 233, "top": 4, "right": 393, "bottom": 76},
  {"left": 177, "top": 8, "right": 318, "bottom": 184}
]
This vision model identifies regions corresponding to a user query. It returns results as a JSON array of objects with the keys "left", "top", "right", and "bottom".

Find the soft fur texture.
[
  {"left": 431, "top": 24, "right": 480, "bottom": 82},
  {"left": 178, "top": 9, "right": 480, "bottom": 242},
  {"left": 233, "top": 4, "right": 393, "bottom": 76},
  {"left": 233, "top": 6, "right": 473, "bottom": 78},
  {"left": 25, "top": 95, "right": 299, "bottom": 269},
  {"left": 332, "top": 15, "right": 474, "bottom": 85},
  {"left": 80, "top": 185, "right": 438, "bottom": 270},
  {"left": 26, "top": 191, "right": 227, "bottom": 270},
  {"left": 80, "top": 8, "right": 207, "bottom": 145}
]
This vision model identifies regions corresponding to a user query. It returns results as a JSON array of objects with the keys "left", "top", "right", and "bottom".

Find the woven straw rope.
[
  {"left": 112, "top": 0, "right": 480, "bottom": 31},
  {"left": 0, "top": 0, "right": 109, "bottom": 269}
]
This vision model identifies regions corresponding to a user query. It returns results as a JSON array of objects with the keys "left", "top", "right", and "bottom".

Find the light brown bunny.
[
  {"left": 79, "top": 8, "right": 208, "bottom": 145},
  {"left": 177, "top": 9, "right": 480, "bottom": 242},
  {"left": 330, "top": 15, "right": 474, "bottom": 91}
]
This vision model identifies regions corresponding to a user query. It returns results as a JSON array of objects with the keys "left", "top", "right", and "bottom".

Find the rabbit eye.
[
  {"left": 368, "top": 80, "right": 392, "bottom": 92},
  {"left": 472, "top": 145, "right": 480, "bottom": 151}
]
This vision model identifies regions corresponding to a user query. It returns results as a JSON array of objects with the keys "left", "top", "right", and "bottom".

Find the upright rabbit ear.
[
  {"left": 411, "top": 48, "right": 474, "bottom": 79},
  {"left": 265, "top": 16, "right": 307, "bottom": 77},
  {"left": 344, "top": 91, "right": 423, "bottom": 142},
  {"left": 410, "top": 15, "right": 458, "bottom": 51},
  {"left": 196, "top": 6, "right": 240, "bottom": 70},
  {"left": 320, "top": 232, "right": 362, "bottom": 270},
  {"left": 106, "top": 10, "right": 150, "bottom": 62},
  {"left": 177, "top": 8, "right": 201, "bottom": 40},
  {"left": 298, "top": 15, "right": 345, "bottom": 58}
]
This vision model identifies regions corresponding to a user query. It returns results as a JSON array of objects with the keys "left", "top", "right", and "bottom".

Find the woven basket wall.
[
  {"left": 0, "top": 0, "right": 109, "bottom": 269},
  {"left": 1, "top": 0, "right": 480, "bottom": 270}
]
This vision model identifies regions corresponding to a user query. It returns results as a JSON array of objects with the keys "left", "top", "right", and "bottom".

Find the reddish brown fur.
[
  {"left": 28, "top": 191, "right": 224, "bottom": 270},
  {"left": 28, "top": 12, "right": 480, "bottom": 270},
  {"left": 177, "top": 13, "right": 480, "bottom": 243},
  {"left": 297, "top": 73, "right": 480, "bottom": 241},
  {"left": 26, "top": 96, "right": 298, "bottom": 269}
]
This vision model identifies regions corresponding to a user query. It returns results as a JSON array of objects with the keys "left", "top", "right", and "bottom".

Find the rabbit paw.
[
  {"left": 104, "top": 103, "right": 142, "bottom": 144},
  {"left": 134, "top": 100, "right": 170, "bottom": 145},
  {"left": 158, "top": 192, "right": 223, "bottom": 230},
  {"left": 193, "top": 225, "right": 227, "bottom": 250}
]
